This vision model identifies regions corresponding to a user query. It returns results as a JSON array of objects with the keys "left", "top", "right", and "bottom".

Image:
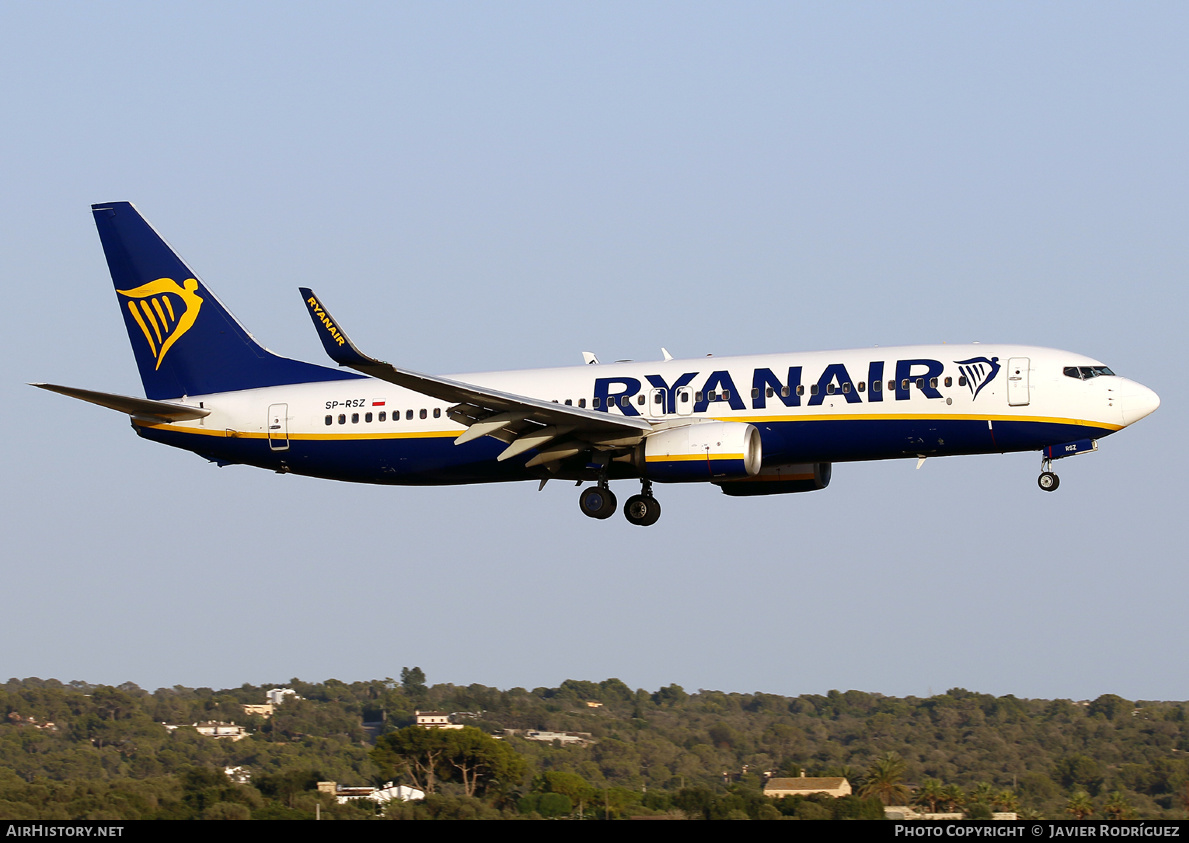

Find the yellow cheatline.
[
  {"left": 645, "top": 453, "right": 745, "bottom": 462},
  {"left": 133, "top": 422, "right": 462, "bottom": 442},
  {"left": 729, "top": 413, "right": 1121, "bottom": 431}
]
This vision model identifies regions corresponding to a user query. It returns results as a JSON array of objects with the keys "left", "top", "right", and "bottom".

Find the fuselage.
[{"left": 133, "top": 343, "right": 1159, "bottom": 486}]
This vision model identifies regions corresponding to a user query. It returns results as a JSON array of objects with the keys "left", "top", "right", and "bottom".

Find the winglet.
[{"left": 299, "top": 288, "right": 379, "bottom": 369}]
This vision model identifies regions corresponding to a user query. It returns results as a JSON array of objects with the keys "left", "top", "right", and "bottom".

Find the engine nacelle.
[
  {"left": 715, "top": 462, "right": 832, "bottom": 496},
  {"left": 636, "top": 422, "right": 762, "bottom": 482}
]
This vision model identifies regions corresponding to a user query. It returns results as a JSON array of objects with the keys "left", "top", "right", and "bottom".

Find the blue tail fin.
[{"left": 92, "top": 202, "right": 361, "bottom": 399}]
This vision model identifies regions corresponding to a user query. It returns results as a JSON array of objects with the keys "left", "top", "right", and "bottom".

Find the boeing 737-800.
[{"left": 34, "top": 202, "right": 1160, "bottom": 526}]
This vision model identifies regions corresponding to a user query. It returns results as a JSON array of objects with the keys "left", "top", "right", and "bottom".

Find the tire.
[
  {"left": 624, "top": 494, "right": 661, "bottom": 526},
  {"left": 1038, "top": 471, "right": 1060, "bottom": 492},
  {"left": 579, "top": 486, "right": 617, "bottom": 519}
]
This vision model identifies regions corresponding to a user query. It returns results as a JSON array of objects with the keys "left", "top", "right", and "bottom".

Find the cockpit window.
[{"left": 1064, "top": 365, "right": 1116, "bottom": 380}]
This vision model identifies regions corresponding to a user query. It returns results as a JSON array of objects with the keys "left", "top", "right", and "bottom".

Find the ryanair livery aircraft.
[{"left": 35, "top": 202, "right": 1160, "bottom": 526}]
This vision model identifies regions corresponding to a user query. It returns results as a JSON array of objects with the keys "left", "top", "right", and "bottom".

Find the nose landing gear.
[{"left": 1038, "top": 457, "right": 1060, "bottom": 492}]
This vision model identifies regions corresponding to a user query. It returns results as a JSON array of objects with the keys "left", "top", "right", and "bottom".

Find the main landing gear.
[
  {"left": 578, "top": 484, "right": 617, "bottom": 520},
  {"left": 1038, "top": 457, "right": 1060, "bottom": 492},
  {"left": 579, "top": 479, "right": 662, "bottom": 526}
]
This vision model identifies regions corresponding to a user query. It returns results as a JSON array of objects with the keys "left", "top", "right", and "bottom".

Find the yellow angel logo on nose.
[{"left": 116, "top": 277, "right": 204, "bottom": 369}]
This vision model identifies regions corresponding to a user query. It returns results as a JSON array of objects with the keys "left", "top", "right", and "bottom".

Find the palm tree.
[
  {"left": 940, "top": 784, "right": 966, "bottom": 813},
  {"left": 1066, "top": 790, "right": 1094, "bottom": 820},
  {"left": 858, "top": 752, "right": 911, "bottom": 805},
  {"left": 993, "top": 789, "right": 1020, "bottom": 814},
  {"left": 913, "top": 778, "right": 944, "bottom": 814},
  {"left": 1102, "top": 791, "right": 1133, "bottom": 820}
]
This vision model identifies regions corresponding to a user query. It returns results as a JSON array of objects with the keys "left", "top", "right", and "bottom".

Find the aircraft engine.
[
  {"left": 715, "top": 462, "right": 832, "bottom": 496},
  {"left": 635, "top": 421, "right": 762, "bottom": 482}
]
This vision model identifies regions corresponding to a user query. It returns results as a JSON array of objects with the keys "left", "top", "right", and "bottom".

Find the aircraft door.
[
  {"left": 676, "top": 386, "right": 694, "bottom": 416},
  {"left": 267, "top": 403, "right": 289, "bottom": 451},
  {"left": 1007, "top": 358, "right": 1030, "bottom": 406},
  {"left": 648, "top": 388, "right": 666, "bottom": 417}
]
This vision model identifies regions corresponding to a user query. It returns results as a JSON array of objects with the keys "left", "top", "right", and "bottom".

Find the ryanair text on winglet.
[{"left": 307, "top": 296, "right": 346, "bottom": 346}]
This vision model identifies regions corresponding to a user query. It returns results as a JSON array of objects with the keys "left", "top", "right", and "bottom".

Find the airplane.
[{"left": 34, "top": 202, "right": 1160, "bottom": 526}]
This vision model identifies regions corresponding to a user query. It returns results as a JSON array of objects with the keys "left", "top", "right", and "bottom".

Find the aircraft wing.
[{"left": 300, "top": 289, "right": 651, "bottom": 466}]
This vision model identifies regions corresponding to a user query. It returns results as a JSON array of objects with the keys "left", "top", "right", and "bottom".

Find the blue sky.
[{"left": 2, "top": 2, "right": 1184, "bottom": 701}]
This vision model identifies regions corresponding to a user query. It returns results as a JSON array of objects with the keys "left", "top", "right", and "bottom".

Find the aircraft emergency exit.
[{"left": 34, "top": 202, "right": 1160, "bottom": 526}]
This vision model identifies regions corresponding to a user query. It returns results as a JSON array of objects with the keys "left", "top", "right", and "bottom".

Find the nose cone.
[{"left": 1119, "top": 380, "right": 1160, "bottom": 427}]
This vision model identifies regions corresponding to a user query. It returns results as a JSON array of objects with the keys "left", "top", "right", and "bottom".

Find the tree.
[
  {"left": 400, "top": 667, "right": 427, "bottom": 698},
  {"left": 858, "top": 752, "right": 911, "bottom": 805},
  {"left": 1103, "top": 791, "right": 1134, "bottom": 820},
  {"left": 1066, "top": 790, "right": 1095, "bottom": 820},
  {"left": 443, "top": 727, "right": 525, "bottom": 798},
  {"left": 535, "top": 771, "right": 596, "bottom": 818},
  {"left": 371, "top": 726, "right": 524, "bottom": 798},
  {"left": 913, "top": 778, "right": 944, "bottom": 813},
  {"left": 1088, "top": 694, "right": 1130, "bottom": 721},
  {"left": 372, "top": 727, "right": 451, "bottom": 794}
]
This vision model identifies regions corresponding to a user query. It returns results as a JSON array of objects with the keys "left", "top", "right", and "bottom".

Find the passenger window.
[
  {"left": 753, "top": 388, "right": 760, "bottom": 399},
  {"left": 420, "top": 409, "right": 427, "bottom": 419},
  {"left": 434, "top": 408, "right": 441, "bottom": 418},
  {"left": 637, "top": 395, "right": 645, "bottom": 405},
  {"left": 915, "top": 378, "right": 924, "bottom": 389},
  {"left": 930, "top": 378, "right": 938, "bottom": 389},
  {"left": 351, "top": 413, "right": 359, "bottom": 423},
  {"left": 796, "top": 385, "right": 804, "bottom": 396},
  {"left": 901, "top": 379, "right": 909, "bottom": 391},
  {"left": 565, "top": 399, "right": 572, "bottom": 406},
  {"left": 810, "top": 384, "right": 819, "bottom": 395},
  {"left": 593, "top": 398, "right": 600, "bottom": 408},
  {"left": 695, "top": 391, "right": 703, "bottom": 402},
  {"left": 379, "top": 411, "right": 387, "bottom": 422},
  {"left": 873, "top": 380, "right": 882, "bottom": 392},
  {"left": 858, "top": 381, "right": 865, "bottom": 392},
  {"left": 365, "top": 412, "right": 373, "bottom": 423},
  {"left": 579, "top": 399, "right": 586, "bottom": 408},
  {"left": 842, "top": 383, "right": 851, "bottom": 393},
  {"left": 944, "top": 377, "right": 952, "bottom": 388},
  {"left": 780, "top": 386, "right": 789, "bottom": 398},
  {"left": 958, "top": 376, "right": 967, "bottom": 387},
  {"left": 826, "top": 384, "right": 835, "bottom": 395},
  {"left": 325, "top": 415, "right": 333, "bottom": 426},
  {"left": 338, "top": 414, "right": 346, "bottom": 424},
  {"left": 406, "top": 409, "right": 414, "bottom": 420},
  {"left": 680, "top": 391, "right": 689, "bottom": 403},
  {"left": 620, "top": 396, "right": 629, "bottom": 407}
]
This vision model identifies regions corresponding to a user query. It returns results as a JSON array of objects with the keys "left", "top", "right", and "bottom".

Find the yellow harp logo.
[{"left": 117, "top": 278, "right": 204, "bottom": 370}]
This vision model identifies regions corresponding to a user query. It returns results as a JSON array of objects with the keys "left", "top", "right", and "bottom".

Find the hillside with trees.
[{"left": 0, "top": 675, "right": 1186, "bottom": 820}]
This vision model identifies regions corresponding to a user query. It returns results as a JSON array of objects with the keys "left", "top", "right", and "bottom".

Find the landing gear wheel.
[
  {"left": 579, "top": 486, "right": 617, "bottom": 519},
  {"left": 1038, "top": 471, "right": 1060, "bottom": 492},
  {"left": 624, "top": 493, "right": 662, "bottom": 527}
]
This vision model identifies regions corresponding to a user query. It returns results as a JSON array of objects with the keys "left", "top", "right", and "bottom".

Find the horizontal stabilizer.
[{"left": 31, "top": 383, "right": 210, "bottom": 422}]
